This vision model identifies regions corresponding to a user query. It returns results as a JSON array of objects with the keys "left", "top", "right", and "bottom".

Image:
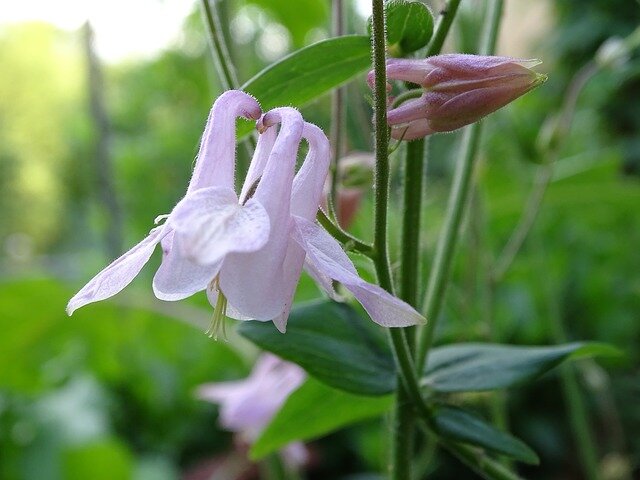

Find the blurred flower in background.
[{"left": 197, "top": 354, "right": 308, "bottom": 468}]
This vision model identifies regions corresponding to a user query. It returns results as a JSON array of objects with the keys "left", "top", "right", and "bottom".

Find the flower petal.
[
  {"left": 67, "top": 226, "right": 168, "bottom": 315},
  {"left": 220, "top": 108, "right": 304, "bottom": 320},
  {"left": 267, "top": 122, "right": 333, "bottom": 331},
  {"left": 152, "top": 234, "right": 221, "bottom": 301},
  {"left": 390, "top": 118, "right": 434, "bottom": 141},
  {"left": 168, "top": 186, "right": 270, "bottom": 265},
  {"left": 291, "top": 216, "right": 425, "bottom": 328},
  {"left": 239, "top": 126, "right": 277, "bottom": 204},
  {"left": 188, "top": 90, "right": 261, "bottom": 193}
]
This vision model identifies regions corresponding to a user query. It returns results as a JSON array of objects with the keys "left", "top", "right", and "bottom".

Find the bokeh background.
[{"left": 0, "top": 0, "right": 639, "bottom": 479}]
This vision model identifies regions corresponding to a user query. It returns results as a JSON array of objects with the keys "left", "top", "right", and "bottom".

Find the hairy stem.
[
  {"left": 317, "top": 209, "right": 373, "bottom": 255},
  {"left": 330, "top": 0, "right": 346, "bottom": 215},
  {"left": 417, "top": 0, "right": 504, "bottom": 370},
  {"left": 370, "top": 2, "right": 414, "bottom": 478},
  {"left": 424, "top": 0, "right": 463, "bottom": 57},
  {"left": 391, "top": 139, "right": 426, "bottom": 479},
  {"left": 200, "top": 0, "right": 239, "bottom": 90}
]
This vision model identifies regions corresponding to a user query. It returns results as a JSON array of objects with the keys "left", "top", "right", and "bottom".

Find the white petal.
[
  {"left": 153, "top": 234, "right": 221, "bottom": 301},
  {"left": 303, "top": 258, "right": 341, "bottom": 301},
  {"left": 239, "top": 127, "right": 277, "bottom": 204},
  {"left": 292, "top": 216, "right": 425, "bottom": 328},
  {"left": 168, "top": 186, "right": 271, "bottom": 265},
  {"left": 187, "top": 91, "right": 261, "bottom": 193},
  {"left": 219, "top": 109, "right": 304, "bottom": 321},
  {"left": 67, "top": 226, "right": 168, "bottom": 315}
]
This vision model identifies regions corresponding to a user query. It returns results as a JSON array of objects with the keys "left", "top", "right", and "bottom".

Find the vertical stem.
[
  {"left": 370, "top": 0, "right": 394, "bottom": 294},
  {"left": 370, "top": 2, "right": 413, "bottom": 479},
  {"left": 330, "top": 0, "right": 346, "bottom": 216},
  {"left": 83, "top": 22, "right": 123, "bottom": 259},
  {"left": 391, "top": 139, "right": 425, "bottom": 479},
  {"left": 200, "top": 0, "right": 239, "bottom": 90},
  {"left": 542, "top": 269, "right": 601, "bottom": 480},
  {"left": 417, "top": 0, "right": 504, "bottom": 369},
  {"left": 199, "top": 0, "right": 255, "bottom": 159},
  {"left": 424, "top": 0, "right": 463, "bottom": 57},
  {"left": 417, "top": 123, "right": 482, "bottom": 366},
  {"left": 401, "top": 139, "right": 425, "bottom": 308}
]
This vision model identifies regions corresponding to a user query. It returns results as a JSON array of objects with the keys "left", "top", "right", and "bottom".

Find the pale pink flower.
[
  {"left": 67, "top": 90, "right": 263, "bottom": 315},
  {"left": 68, "top": 94, "right": 424, "bottom": 333},
  {"left": 197, "top": 354, "right": 307, "bottom": 466},
  {"left": 368, "top": 54, "right": 546, "bottom": 140}
]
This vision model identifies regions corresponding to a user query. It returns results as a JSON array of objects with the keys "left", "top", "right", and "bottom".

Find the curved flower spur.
[
  {"left": 67, "top": 90, "right": 263, "bottom": 316},
  {"left": 199, "top": 106, "right": 424, "bottom": 332},
  {"left": 67, "top": 92, "right": 424, "bottom": 333}
]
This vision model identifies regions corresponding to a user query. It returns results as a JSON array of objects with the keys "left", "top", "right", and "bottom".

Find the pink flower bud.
[
  {"left": 368, "top": 54, "right": 546, "bottom": 140},
  {"left": 321, "top": 153, "right": 374, "bottom": 229}
]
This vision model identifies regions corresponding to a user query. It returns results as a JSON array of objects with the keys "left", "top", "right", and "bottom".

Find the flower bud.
[
  {"left": 369, "top": 54, "right": 547, "bottom": 140},
  {"left": 322, "top": 153, "right": 374, "bottom": 229}
]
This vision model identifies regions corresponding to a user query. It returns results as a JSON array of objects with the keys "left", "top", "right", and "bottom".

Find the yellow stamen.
[{"left": 206, "top": 277, "right": 228, "bottom": 341}]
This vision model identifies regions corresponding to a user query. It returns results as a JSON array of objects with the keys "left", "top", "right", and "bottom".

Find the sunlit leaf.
[{"left": 238, "top": 35, "right": 371, "bottom": 137}]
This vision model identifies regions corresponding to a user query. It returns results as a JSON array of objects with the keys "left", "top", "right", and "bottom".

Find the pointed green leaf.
[
  {"left": 432, "top": 405, "right": 539, "bottom": 464},
  {"left": 423, "top": 342, "right": 621, "bottom": 393},
  {"left": 250, "top": 378, "right": 392, "bottom": 460},
  {"left": 237, "top": 300, "right": 396, "bottom": 396},
  {"left": 237, "top": 35, "right": 371, "bottom": 137}
]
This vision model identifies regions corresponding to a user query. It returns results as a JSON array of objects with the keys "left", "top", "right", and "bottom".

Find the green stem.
[
  {"left": 543, "top": 271, "right": 601, "bottom": 480},
  {"left": 439, "top": 440, "right": 525, "bottom": 480},
  {"left": 392, "top": 89, "right": 423, "bottom": 108},
  {"left": 371, "top": 0, "right": 394, "bottom": 294},
  {"left": 401, "top": 139, "right": 425, "bottom": 308},
  {"left": 417, "top": 0, "right": 504, "bottom": 370},
  {"left": 330, "top": 0, "right": 346, "bottom": 215},
  {"left": 200, "top": 0, "right": 239, "bottom": 90},
  {"left": 492, "top": 164, "right": 553, "bottom": 282},
  {"left": 424, "top": 0, "right": 463, "bottom": 57},
  {"left": 370, "top": 2, "right": 415, "bottom": 478},
  {"left": 316, "top": 209, "right": 373, "bottom": 255},
  {"left": 391, "top": 139, "right": 426, "bottom": 479},
  {"left": 200, "top": 0, "right": 255, "bottom": 158},
  {"left": 417, "top": 122, "right": 483, "bottom": 367}
]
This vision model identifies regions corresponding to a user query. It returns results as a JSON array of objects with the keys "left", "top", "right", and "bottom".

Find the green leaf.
[
  {"left": 423, "top": 342, "right": 620, "bottom": 393},
  {"left": 238, "top": 300, "right": 396, "bottom": 396},
  {"left": 63, "top": 438, "right": 133, "bottom": 480},
  {"left": 366, "top": 1, "right": 434, "bottom": 56},
  {"left": 385, "top": 1, "right": 434, "bottom": 56},
  {"left": 238, "top": 35, "right": 371, "bottom": 137},
  {"left": 250, "top": 378, "right": 392, "bottom": 459},
  {"left": 432, "top": 406, "right": 539, "bottom": 464}
]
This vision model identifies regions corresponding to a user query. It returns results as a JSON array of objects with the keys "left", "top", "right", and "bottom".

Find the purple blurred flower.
[
  {"left": 197, "top": 354, "right": 307, "bottom": 466},
  {"left": 368, "top": 54, "right": 546, "bottom": 140}
]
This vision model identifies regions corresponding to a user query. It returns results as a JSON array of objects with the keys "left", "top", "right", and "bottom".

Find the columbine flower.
[
  {"left": 202, "top": 107, "right": 423, "bottom": 332},
  {"left": 197, "top": 354, "right": 308, "bottom": 466},
  {"left": 68, "top": 93, "right": 424, "bottom": 334},
  {"left": 368, "top": 54, "right": 547, "bottom": 140},
  {"left": 67, "top": 90, "right": 263, "bottom": 316}
]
